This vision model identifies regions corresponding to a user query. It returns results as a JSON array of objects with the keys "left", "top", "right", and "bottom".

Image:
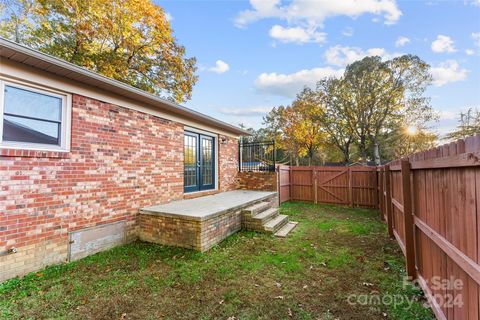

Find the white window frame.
[{"left": 0, "top": 79, "right": 72, "bottom": 152}]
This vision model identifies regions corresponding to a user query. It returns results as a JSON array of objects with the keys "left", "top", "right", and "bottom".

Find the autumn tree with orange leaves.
[{"left": 0, "top": 0, "right": 197, "bottom": 102}]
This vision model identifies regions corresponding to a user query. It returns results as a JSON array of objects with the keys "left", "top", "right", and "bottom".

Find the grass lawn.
[{"left": 1, "top": 202, "right": 434, "bottom": 320}]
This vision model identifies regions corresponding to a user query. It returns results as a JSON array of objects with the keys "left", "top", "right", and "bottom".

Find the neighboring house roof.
[
  {"left": 0, "top": 37, "right": 250, "bottom": 136},
  {"left": 3, "top": 119, "right": 58, "bottom": 144}
]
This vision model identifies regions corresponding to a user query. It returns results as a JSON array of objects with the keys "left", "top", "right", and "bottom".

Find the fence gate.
[{"left": 315, "top": 167, "right": 350, "bottom": 205}]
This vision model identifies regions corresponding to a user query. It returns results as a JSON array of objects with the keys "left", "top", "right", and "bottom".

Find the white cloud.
[
  {"left": 430, "top": 60, "right": 468, "bottom": 86},
  {"left": 472, "top": 32, "right": 480, "bottom": 47},
  {"left": 395, "top": 36, "right": 410, "bottom": 47},
  {"left": 342, "top": 27, "right": 354, "bottom": 37},
  {"left": 438, "top": 110, "right": 457, "bottom": 121},
  {"left": 255, "top": 67, "right": 344, "bottom": 97},
  {"left": 269, "top": 25, "right": 326, "bottom": 44},
  {"left": 235, "top": 0, "right": 402, "bottom": 27},
  {"left": 431, "top": 35, "right": 456, "bottom": 53},
  {"left": 208, "top": 60, "right": 230, "bottom": 74},
  {"left": 466, "top": 49, "right": 475, "bottom": 55},
  {"left": 324, "top": 45, "right": 402, "bottom": 66},
  {"left": 219, "top": 106, "right": 272, "bottom": 116}
]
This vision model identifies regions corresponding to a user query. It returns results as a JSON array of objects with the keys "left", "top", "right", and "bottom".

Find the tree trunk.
[
  {"left": 373, "top": 141, "right": 381, "bottom": 166},
  {"left": 343, "top": 150, "right": 350, "bottom": 163},
  {"left": 342, "top": 143, "right": 351, "bottom": 163},
  {"left": 358, "top": 138, "right": 368, "bottom": 163}
]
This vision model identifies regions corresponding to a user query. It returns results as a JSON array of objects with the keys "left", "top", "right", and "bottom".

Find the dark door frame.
[{"left": 184, "top": 131, "right": 215, "bottom": 193}]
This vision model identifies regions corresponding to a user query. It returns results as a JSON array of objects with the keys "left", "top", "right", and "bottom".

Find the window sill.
[{"left": 0, "top": 147, "right": 70, "bottom": 159}]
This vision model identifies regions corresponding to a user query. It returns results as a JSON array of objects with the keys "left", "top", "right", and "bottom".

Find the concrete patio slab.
[{"left": 141, "top": 190, "right": 277, "bottom": 221}]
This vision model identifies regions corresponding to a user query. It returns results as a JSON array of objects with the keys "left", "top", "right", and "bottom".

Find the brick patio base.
[
  {"left": 138, "top": 191, "right": 278, "bottom": 251},
  {"left": 139, "top": 209, "right": 242, "bottom": 252}
]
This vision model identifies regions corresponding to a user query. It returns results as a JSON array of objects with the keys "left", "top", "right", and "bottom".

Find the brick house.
[{"left": 0, "top": 38, "right": 294, "bottom": 282}]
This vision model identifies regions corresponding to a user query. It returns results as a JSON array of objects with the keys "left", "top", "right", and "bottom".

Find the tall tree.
[
  {"left": 316, "top": 78, "right": 356, "bottom": 163},
  {"left": 446, "top": 108, "right": 480, "bottom": 140},
  {"left": 337, "top": 55, "right": 436, "bottom": 165},
  {"left": 263, "top": 89, "right": 326, "bottom": 166},
  {"left": 0, "top": 0, "right": 197, "bottom": 103},
  {"left": 286, "top": 88, "right": 326, "bottom": 166}
]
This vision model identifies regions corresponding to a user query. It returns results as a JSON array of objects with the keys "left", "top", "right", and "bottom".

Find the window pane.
[
  {"left": 184, "top": 135, "right": 197, "bottom": 187},
  {"left": 201, "top": 138, "right": 213, "bottom": 186},
  {"left": 3, "top": 115, "right": 59, "bottom": 145},
  {"left": 4, "top": 85, "right": 62, "bottom": 121}
]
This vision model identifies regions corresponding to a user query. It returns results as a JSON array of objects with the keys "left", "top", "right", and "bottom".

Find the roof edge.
[{"left": 0, "top": 37, "right": 251, "bottom": 136}]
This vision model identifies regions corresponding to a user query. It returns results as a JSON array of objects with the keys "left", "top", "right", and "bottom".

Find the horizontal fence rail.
[{"left": 378, "top": 134, "right": 480, "bottom": 320}]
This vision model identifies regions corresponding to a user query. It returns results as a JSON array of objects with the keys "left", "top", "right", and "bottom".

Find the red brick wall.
[
  {"left": 218, "top": 135, "right": 239, "bottom": 192},
  {"left": 0, "top": 94, "right": 238, "bottom": 281},
  {"left": 236, "top": 172, "right": 277, "bottom": 192}
]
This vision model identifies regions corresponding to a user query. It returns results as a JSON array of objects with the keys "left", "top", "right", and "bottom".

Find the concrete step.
[
  {"left": 274, "top": 221, "right": 298, "bottom": 238},
  {"left": 253, "top": 207, "right": 278, "bottom": 223},
  {"left": 263, "top": 214, "right": 289, "bottom": 233},
  {"left": 242, "top": 201, "right": 271, "bottom": 216}
]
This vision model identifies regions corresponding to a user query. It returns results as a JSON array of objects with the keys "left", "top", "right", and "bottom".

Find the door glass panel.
[
  {"left": 184, "top": 135, "right": 197, "bottom": 188},
  {"left": 201, "top": 138, "right": 213, "bottom": 186}
]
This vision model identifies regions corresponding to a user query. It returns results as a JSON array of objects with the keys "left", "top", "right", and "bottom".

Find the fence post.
[
  {"left": 377, "top": 168, "right": 383, "bottom": 218},
  {"left": 276, "top": 166, "right": 280, "bottom": 205},
  {"left": 401, "top": 159, "right": 416, "bottom": 279},
  {"left": 313, "top": 168, "right": 318, "bottom": 204},
  {"left": 384, "top": 165, "right": 394, "bottom": 238},
  {"left": 288, "top": 166, "right": 292, "bottom": 202},
  {"left": 348, "top": 167, "right": 353, "bottom": 207},
  {"left": 373, "top": 168, "right": 379, "bottom": 210}
]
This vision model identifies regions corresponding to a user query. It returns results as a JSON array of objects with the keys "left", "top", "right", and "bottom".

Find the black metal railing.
[{"left": 239, "top": 140, "right": 275, "bottom": 172}]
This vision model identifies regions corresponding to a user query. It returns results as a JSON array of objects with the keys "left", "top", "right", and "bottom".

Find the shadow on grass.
[{"left": 1, "top": 202, "right": 434, "bottom": 320}]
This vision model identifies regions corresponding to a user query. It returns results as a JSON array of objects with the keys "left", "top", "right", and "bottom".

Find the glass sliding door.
[{"left": 184, "top": 131, "right": 215, "bottom": 192}]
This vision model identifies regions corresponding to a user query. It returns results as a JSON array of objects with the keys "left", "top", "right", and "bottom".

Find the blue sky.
[{"left": 159, "top": 0, "right": 480, "bottom": 137}]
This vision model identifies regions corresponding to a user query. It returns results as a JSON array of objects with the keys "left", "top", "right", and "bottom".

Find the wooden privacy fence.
[
  {"left": 379, "top": 136, "right": 480, "bottom": 320},
  {"left": 277, "top": 165, "right": 378, "bottom": 208},
  {"left": 277, "top": 135, "right": 480, "bottom": 319}
]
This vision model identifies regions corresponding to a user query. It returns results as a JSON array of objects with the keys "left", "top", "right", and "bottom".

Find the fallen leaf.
[
  {"left": 362, "top": 282, "right": 374, "bottom": 287},
  {"left": 219, "top": 300, "right": 224, "bottom": 305},
  {"left": 275, "top": 296, "right": 284, "bottom": 300},
  {"left": 288, "top": 308, "right": 293, "bottom": 317}
]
